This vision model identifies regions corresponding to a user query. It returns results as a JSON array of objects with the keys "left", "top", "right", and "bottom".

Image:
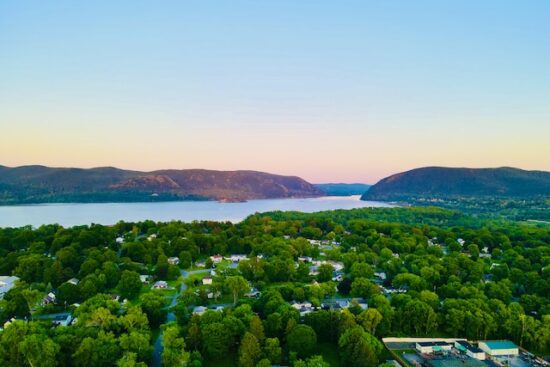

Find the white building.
[
  {"left": 210, "top": 255, "right": 223, "bottom": 264},
  {"left": 454, "top": 340, "right": 486, "bottom": 360},
  {"left": 167, "top": 257, "right": 180, "bottom": 265},
  {"left": 202, "top": 277, "right": 213, "bottom": 285},
  {"left": 227, "top": 254, "right": 247, "bottom": 262},
  {"left": 415, "top": 341, "right": 453, "bottom": 354},
  {"left": 66, "top": 278, "right": 79, "bottom": 286},
  {"left": 139, "top": 275, "right": 151, "bottom": 283},
  {"left": 478, "top": 341, "right": 519, "bottom": 356},
  {"left": 152, "top": 281, "right": 168, "bottom": 289}
]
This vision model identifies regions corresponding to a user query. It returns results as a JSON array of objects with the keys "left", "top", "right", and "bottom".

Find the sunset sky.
[{"left": 1, "top": 1, "right": 549, "bottom": 183}]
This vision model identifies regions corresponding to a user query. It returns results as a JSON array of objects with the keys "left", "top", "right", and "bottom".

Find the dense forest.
[{"left": 0, "top": 207, "right": 549, "bottom": 366}]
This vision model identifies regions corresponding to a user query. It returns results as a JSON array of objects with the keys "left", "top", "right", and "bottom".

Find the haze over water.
[{"left": 0, "top": 196, "right": 392, "bottom": 228}]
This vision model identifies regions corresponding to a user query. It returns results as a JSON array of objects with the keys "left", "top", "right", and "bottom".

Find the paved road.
[{"left": 151, "top": 269, "right": 211, "bottom": 367}]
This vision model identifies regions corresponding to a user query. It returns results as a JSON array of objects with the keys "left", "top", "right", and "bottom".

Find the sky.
[{"left": 1, "top": 1, "right": 549, "bottom": 183}]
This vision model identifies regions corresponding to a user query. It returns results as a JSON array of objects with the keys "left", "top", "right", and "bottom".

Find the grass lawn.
[{"left": 314, "top": 342, "right": 341, "bottom": 366}]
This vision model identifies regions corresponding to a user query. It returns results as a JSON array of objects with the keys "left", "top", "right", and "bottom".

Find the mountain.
[
  {"left": 315, "top": 183, "right": 371, "bottom": 196},
  {"left": 0, "top": 165, "right": 324, "bottom": 204},
  {"left": 362, "top": 167, "right": 550, "bottom": 201}
]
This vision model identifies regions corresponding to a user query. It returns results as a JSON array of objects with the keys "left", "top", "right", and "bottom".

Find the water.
[{"left": 0, "top": 196, "right": 393, "bottom": 228}]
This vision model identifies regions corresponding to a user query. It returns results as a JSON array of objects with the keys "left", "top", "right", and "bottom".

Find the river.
[{"left": 0, "top": 195, "right": 393, "bottom": 228}]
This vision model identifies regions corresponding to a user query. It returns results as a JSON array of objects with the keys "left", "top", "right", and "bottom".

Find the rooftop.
[{"left": 482, "top": 341, "right": 518, "bottom": 350}]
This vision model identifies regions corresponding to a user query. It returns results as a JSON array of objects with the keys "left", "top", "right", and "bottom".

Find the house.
[
  {"left": 415, "top": 341, "right": 453, "bottom": 354},
  {"left": 478, "top": 340, "right": 518, "bottom": 356},
  {"left": 66, "top": 278, "right": 79, "bottom": 286},
  {"left": 210, "top": 255, "right": 223, "bottom": 264},
  {"left": 298, "top": 256, "right": 313, "bottom": 263},
  {"left": 207, "top": 291, "right": 221, "bottom": 299},
  {"left": 3, "top": 317, "right": 25, "bottom": 330},
  {"left": 152, "top": 281, "right": 168, "bottom": 289},
  {"left": 0, "top": 276, "right": 19, "bottom": 299},
  {"left": 374, "top": 272, "right": 387, "bottom": 280},
  {"left": 139, "top": 275, "right": 152, "bottom": 283},
  {"left": 167, "top": 257, "right": 180, "bottom": 265},
  {"left": 332, "top": 274, "right": 344, "bottom": 282},
  {"left": 454, "top": 340, "right": 486, "bottom": 360},
  {"left": 43, "top": 292, "right": 56, "bottom": 305},
  {"left": 52, "top": 314, "right": 72, "bottom": 327},
  {"left": 115, "top": 236, "right": 124, "bottom": 244},
  {"left": 193, "top": 306, "right": 208, "bottom": 315},
  {"left": 227, "top": 254, "right": 247, "bottom": 263},
  {"left": 147, "top": 234, "right": 157, "bottom": 241},
  {"left": 202, "top": 277, "right": 213, "bottom": 285},
  {"left": 245, "top": 288, "right": 261, "bottom": 298},
  {"left": 457, "top": 238, "right": 466, "bottom": 246},
  {"left": 327, "top": 261, "right": 344, "bottom": 272}
]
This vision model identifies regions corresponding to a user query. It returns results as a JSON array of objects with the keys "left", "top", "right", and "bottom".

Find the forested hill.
[
  {"left": 0, "top": 165, "right": 323, "bottom": 204},
  {"left": 363, "top": 166, "right": 550, "bottom": 201}
]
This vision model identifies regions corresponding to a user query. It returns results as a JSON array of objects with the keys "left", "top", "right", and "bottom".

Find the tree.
[
  {"left": 73, "top": 331, "right": 121, "bottom": 367},
  {"left": 140, "top": 292, "right": 167, "bottom": 327},
  {"left": 162, "top": 325, "right": 189, "bottom": 367},
  {"left": 249, "top": 315, "right": 265, "bottom": 343},
  {"left": 225, "top": 276, "right": 249, "bottom": 305},
  {"left": 119, "top": 331, "right": 151, "bottom": 362},
  {"left": 117, "top": 271, "right": 142, "bottom": 300},
  {"left": 350, "top": 263, "right": 374, "bottom": 279},
  {"left": 117, "top": 352, "right": 147, "bottom": 367},
  {"left": 295, "top": 355, "right": 331, "bottom": 367},
  {"left": 21, "top": 289, "right": 42, "bottom": 320},
  {"left": 20, "top": 333, "right": 60, "bottom": 367},
  {"left": 338, "top": 326, "right": 381, "bottom": 367},
  {"left": 317, "top": 264, "right": 334, "bottom": 282},
  {"left": 264, "top": 337, "right": 282, "bottom": 364},
  {"left": 238, "top": 332, "right": 262, "bottom": 367},
  {"left": 350, "top": 278, "right": 378, "bottom": 299},
  {"left": 201, "top": 322, "right": 232, "bottom": 358},
  {"left": 287, "top": 324, "right": 317, "bottom": 358},
  {"left": 358, "top": 308, "right": 383, "bottom": 336},
  {"left": 57, "top": 282, "right": 80, "bottom": 305}
]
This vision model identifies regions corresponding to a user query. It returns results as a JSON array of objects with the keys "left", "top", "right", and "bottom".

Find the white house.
[
  {"left": 66, "top": 278, "right": 79, "bottom": 286},
  {"left": 210, "top": 255, "right": 223, "bottom": 264},
  {"left": 0, "top": 276, "right": 19, "bottom": 299},
  {"left": 43, "top": 292, "right": 56, "bottom": 305},
  {"left": 167, "top": 257, "right": 180, "bottom": 265},
  {"left": 139, "top": 275, "right": 152, "bottom": 283},
  {"left": 152, "top": 281, "right": 168, "bottom": 289},
  {"left": 478, "top": 341, "right": 518, "bottom": 356},
  {"left": 202, "top": 277, "right": 213, "bottom": 285},
  {"left": 227, "top": 254, "right": 247, "bottom": 262}
]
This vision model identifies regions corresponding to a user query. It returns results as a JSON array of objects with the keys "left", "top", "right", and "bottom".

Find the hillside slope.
[
  {"left": 0, "top": 165, "right": 323, "bottom": 204},
  {"left": 363, "top": 167, "right": 550, "bottom": 201}
]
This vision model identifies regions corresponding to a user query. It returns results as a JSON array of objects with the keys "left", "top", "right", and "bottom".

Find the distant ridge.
[
  {"left": 0, "top": 165, "right": 324, "bottom": 204},
  {"left": 315, "top": 183, "right": 371, "bottom": 196},
  {"left": 362, "top": 166, "right": 550, "bottom": 201}
]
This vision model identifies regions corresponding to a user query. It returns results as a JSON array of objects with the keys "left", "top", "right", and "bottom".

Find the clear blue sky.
[{"left": 1, "top": 0, "right": 549, "bottom": 182}]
